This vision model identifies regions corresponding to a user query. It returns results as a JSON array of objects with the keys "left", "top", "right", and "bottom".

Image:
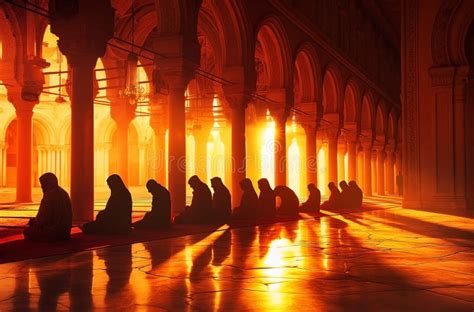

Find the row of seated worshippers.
[
  {"left": 22, "top": 172, "right": 362, "bottom": 242},
  {"left": 320, "top": 181, "right": 363, "bottom": 211}
]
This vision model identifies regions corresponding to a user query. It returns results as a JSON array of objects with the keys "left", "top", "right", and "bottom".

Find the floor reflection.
[{"left": 0, "top": 207, "right": 472, "bottom": 311}]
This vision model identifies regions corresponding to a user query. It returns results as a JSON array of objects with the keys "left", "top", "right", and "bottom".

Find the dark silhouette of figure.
[
  {"left": 232, "top": 178, "right": 258, "bottom": 220},
  {"left": 210, "top": 177, "right": 232, "bottom": 223},
  {"left": 338, "top": 181, "right": 350, "bottom": 208},
  {"left": 300, "top": 183, "right": 321, "bottom": 212},
  {"left": 321, "top": 182, "right": 341, "bottom": 210},
  {"left": 396, "top": 172, "right": 403, "bottom": 196},
  {"left": 24, "top": 172, "right": 72, "bottom": 242},
  {"left": 34, "top": 258, "right": 71, "bottom": 311},
  {"left": 133, "top": 179, "right": 171, "bottom": 229},
  {"left": 257, "top": 178, "right": 276, "bottom": 219},
  {"left": 348, "top": 180, "right": 363, "bottom": 209},
  {"left": 274, "top": 185, "right": 299, "bottom": 217},
  {"left": 174, "top": 175, "right": 213, "bottom": 224},
  {"left": 81, "top": 174, "right": 132, "bottom": 235}
]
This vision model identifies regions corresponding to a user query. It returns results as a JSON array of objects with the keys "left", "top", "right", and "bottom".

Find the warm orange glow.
[
  {"left": 318, "top": 148, "right": 327, "bottom": 195},
  {"left": 261, "top": 110, "right": 275, "bottom": 186}
]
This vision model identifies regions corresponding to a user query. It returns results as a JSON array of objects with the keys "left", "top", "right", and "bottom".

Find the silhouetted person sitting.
[
  {"left": 133, "top": 179, "right": 171, "bottom": 229},
  {"left": 210, "top": 177, "right": 231, "bottom": 223},
  {"left": 320, "top": 182, "right": 341, "bottom": 210},
  {"left": 257, "top": 178, "right": 276, "bottom": 219},
  {"left": 24, "top": 172, "right": 72, "bottom": 242},
  {"left": 274, "top": 185, "right": 299, "bottom": 217},
  {"left": 348, "top": 180, "right": 363, "bottom": 209},
  {"left": 232, "top": 178, "right": 258, "bottom": 220},
  {"left": 174, "top": 175, "right": 213, "bottom": 224},
  {"left": 81, "top": 174, "right": 132, "bottom": 235},
  {"left": 300, "top": 183, "right": 321, "bottom": 212}
]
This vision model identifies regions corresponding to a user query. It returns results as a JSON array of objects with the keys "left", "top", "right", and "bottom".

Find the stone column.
[
  {"left": 150, "top": 99, "right": 168, "bottom": 186},
  {"left": 224, "top": 94, "right": 249, "bottom": 208},
  {"left": 0, "top": 141, "right": 4, "bottom": 187},
  {"left": 304, "top": 124, "right": 317, "bottom": 185},
  {"left": 50, "top": 0, "right": 114, "bottom": 220},
  {"left": 274, "top": 115, "right": 288, "bottom": 186},
  {"left": 110, "top": 101, "right": 135, "bottom": 185},
  {"left": 324, "top": 128, "right": 340, "bottom": 185},
  {"left": 385, "top": 149, "right": 395, "bottom": 195},
  {"left": 14, "top": 103, "right": 34, "bottom": 202},
  {"left": 374, "top": 143, "right": 386, "bottom": 196},
  {"left": 193, "top": 126, "right": 211, "bottom": 183},
  {"left": 337, "top": 141, "right": 347, "bottom": 183},
  {"left": 347, "top": 139, "right": 358, "bottom": 182},
  {"left": 360, "top": 139, "right": 373, "bottom": 196}
]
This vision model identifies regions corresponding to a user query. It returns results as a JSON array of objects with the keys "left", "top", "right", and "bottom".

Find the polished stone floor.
[{"left": 0, "top": 207, "right": 473, "bottom": 311}]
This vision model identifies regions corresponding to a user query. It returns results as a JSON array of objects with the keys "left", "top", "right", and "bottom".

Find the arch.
[
  {"left": 294, "top": 42, "right": 322, "bottom": 104},
  {"left": 32, "top": 114, "right": 56, "bottom": 146},
  {"left": 322, "top": 66, "right": 342, "bottom": 114},
  {"left": 360, "top": 92, "right": 374, "bottom": 131},
  {"left": 431, "top": 0, "right": 474, "bottom": 66},
  {"left": 343, "top": 80, "right": 361, "bottom": 123},
  {"left": 375, "top": 104, "right": 385, "bottom": 136},
  {"left": 387, "top": 110, "right": 396, "bottom": 141},
  {"left": 96, "top": 116, "right": 117, "bottom": 144},
  {"left": 255, "top": 15, "right": 293, "bottom": 88}
]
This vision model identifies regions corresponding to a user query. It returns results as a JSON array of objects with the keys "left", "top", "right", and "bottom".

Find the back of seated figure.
[
  {"left": 133, "top": 179, "right": 171, "bottom": 229},
  {"left": 24, "top": 172, "right": 72, "bottom": 242},
  {"left": 274, "top": 185, "right": 299, "bottom": 216},
  {"left": 81, "top": 174, "right": 132, "bottom": 235}
]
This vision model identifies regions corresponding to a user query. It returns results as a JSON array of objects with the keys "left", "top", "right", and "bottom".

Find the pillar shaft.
[
  {"left": 274, "top": 118, "right": 287, "bottom": 186},
  {"left": 363, "top": 147, "right": 372, "bottom": 196},
  {"left": 115, "top": 119, "right": 131, "bottom": 184},
  {"left": 305, "top": 125, "right": 317, "bottom": 185},
  {"left": 231, "top": 104, "right": 246, "bottom": 207},
  {"left": 327, "top": 136, "right": 338, "bottom": 184},
  {"left": 337, "top": 143, "right": 346, "bottom": 183},
  {"left": 168, "top": 86, "right": 187, "bottom": 215},
  {"left": 15, "top": 106, "right": 34, "bottom": 202},
  {"left": 152, "top": 127, "right": 167, "bottom": 186},
  {"left": 377, "top": 149, "right": 386, "bottom": 196},
  {"left": 347, "top": 141, "right": 357, "bottom": 181},
  {"left": 386, "top": 152, "right": 395, "bottom": 195},
  {"left": 71, "top": 64, "right": 95, "bottom": 221}
]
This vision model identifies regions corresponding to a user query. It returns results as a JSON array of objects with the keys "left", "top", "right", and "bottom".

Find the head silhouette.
[
  {"left": 188, "top": 175, "right": 202, "bottom": 189},
  {"left": 39, "top": 172, "right": 59, "bottom": 194},
  {"left": 307, "top": 183, "right": 317, "bottom": 193},
  {"left": 106, "top": 174, "right": 126, "bottom": 193},
  {"left": 210, "top": 177, "right": 223, "bottom": 191},
  {"left": 239, "top": 178, "right": 254, "bottom": 192},
  {"left": 146, "top": 179, "right": 161, "bottom": 194},
  {"left": 328, "top": 182, "right": 338, "bottom": 192},
  {"left": 339, "top": 181, "right": 349, "bottom": 190},
  {"left": 257, "top": 178, "right": 272, "bottom": 192},
  {"left": 348, "top": 180, "right": 358, "bottom": 188}
]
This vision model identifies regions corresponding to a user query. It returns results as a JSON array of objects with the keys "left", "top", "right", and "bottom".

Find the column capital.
[
  {"left": 223, "top": 92, "right": 252, "bottom": 110},
  {"left": 49, "top": 0, "right": 114, "bottom": 68},
  {"left": 156, "top": 58, "right": 197, "bottom": 90},
  {"left": 110, "top": 97, "right": 136, "bottom": 124}
]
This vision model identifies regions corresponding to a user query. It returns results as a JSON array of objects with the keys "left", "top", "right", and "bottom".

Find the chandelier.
[
  {"left": 119, "top": 52, "right": 148, "bottom": 106},
  {"left": 118, "top": 2, "right": 148, "bottom": 106}
]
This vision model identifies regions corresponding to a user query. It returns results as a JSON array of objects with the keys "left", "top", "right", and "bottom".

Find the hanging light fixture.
[{"left": 119, "top": 2, "right": 148, "bottom": 106}]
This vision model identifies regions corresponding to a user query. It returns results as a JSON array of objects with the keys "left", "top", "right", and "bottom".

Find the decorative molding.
[
  {"left": 431, "top": 0, "right": 462, "bottom": 66},
  {"left": 429, "top": 66, "right": 456, "bottom": 87}
]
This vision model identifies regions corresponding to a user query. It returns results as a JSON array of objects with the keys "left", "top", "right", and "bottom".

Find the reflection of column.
[
  {"left": 337, "top": 141, "right": 346, "bottom": 183},
  {"left": 361, "top": 140, "right": 373, "bottom": 196},
  {"left": 15, "top": 104, "right": 34, "bottom": 202},
  {"left": 304, "top": 125, "right": 317, "bottom": 185},
  {"left": 274, "top": 116, "right": 287, "bottom": 186}
]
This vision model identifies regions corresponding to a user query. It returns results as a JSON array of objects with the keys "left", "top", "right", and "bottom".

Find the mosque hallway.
[{"left": 0, "top": 204, "right": 473, "bottom": 311}]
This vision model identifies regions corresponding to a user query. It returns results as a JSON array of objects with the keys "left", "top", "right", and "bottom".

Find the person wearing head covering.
[
  {"left": 24, "top": 172, "right": 72, "bottom": 241},
  {"left": 257, "top": 178, "right": 276, "bottom": 219},
  {"left": 232, "top": 178, "right": 258, "bottom": 220},
  {"left": 210, "top": 177, "right": 231, "bottom": 223},
  {"left": 348, "top": 180, "right": 363, "bottom": 209},
  {"left": 321, "top": 182, "right": 341, "bottom": 210},
  {"left": 274, "top": 185, "right": 300, "bottom": 217},
  {"left": 81, "top": 174, "right": 132, "bottom": 235},
  {"left": 300, "top": 183, "right": 321, "bottom": 212},
  {"left": 338, "top": 181, "right": 350, "bottom": 209},
  {"left": 133, "top": 179, "right": 171, "bottom": 229},
  {"left": 174, "top": 175, "right": 213, "bottom": 224}
]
